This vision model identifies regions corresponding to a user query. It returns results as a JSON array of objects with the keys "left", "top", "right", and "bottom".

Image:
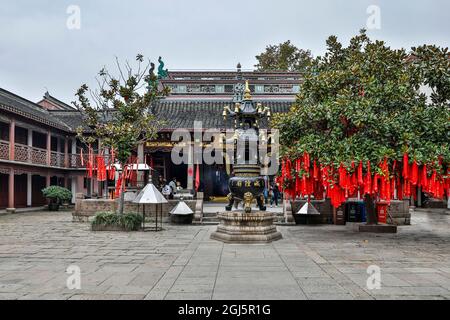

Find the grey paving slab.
[{"left": 0, "top": 209, "right": 449, "bottom": 299}]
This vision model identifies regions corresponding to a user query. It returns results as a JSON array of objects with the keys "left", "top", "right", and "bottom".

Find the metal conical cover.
[
  {"left": 170, "top": 201, "right": 193, "bottom": 215},
  {"left": 297, "top": 202, "right": 320, "bottom": 215},
  {"left": 133, "top": 183, "right": 168, "bottom": 204}
]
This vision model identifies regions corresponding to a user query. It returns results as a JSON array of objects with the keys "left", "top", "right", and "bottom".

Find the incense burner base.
[{"left": 211, "top": 211, "right": 282, "bottom": 243}]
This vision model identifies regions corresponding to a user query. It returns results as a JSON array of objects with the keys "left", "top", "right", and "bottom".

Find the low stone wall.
[
  {"left": 288, "top": 198, "right": 410, "bottom": 225},
  {"left": 388, "top": 200, "right": 411, "bottom": 225},
  {"left": 73, "top": 194, "right": 201, "bottom": 222}
]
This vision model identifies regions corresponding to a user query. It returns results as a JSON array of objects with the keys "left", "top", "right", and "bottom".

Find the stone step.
[
  {"left": 202, "top": 216, "right": 220, "bottom": 223},
  {"left": 201, "top": 221, "right": 220, "bottom": 225}
]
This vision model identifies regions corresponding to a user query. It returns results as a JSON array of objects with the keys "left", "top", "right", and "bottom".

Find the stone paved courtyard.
[{"left": 0, "top": 209, "right": 450, "bottom": 300}]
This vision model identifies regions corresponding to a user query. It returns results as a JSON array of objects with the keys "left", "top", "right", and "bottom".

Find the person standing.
[
  {"left": 270, "top": 182, "right": 280, "bottom": 207},
  {"left": 169, "top": 177, "right": 177, "bottom": 195},
  {"left": 263, "top": 176, "right": 269, "bottom": 204},
  {"left": 157, "top": 175, "right": 165, "bottom": 191},
  {"left": 169, "top": 177, "right": 177, "bottom": 199}
]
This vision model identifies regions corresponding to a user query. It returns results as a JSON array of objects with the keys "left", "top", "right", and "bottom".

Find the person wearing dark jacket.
[{"left": 270, "top": 183, "right": 280, "bottom": 207}]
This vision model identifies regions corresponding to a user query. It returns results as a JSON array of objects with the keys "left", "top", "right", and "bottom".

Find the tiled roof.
[
  {"left": 40, "top": 92, "right": 76, "bottom": 110},
  {"left": 48, "top": 98, "right": 294, "bottom": 131},
  {"left": 0, "top": 88, "right": 72, "bottom": 132},
  {"left": 49, "top": 99, "right": 294, "bottom": 131},
  {"left": 47, "top": 110, "right": 87, "bottom": 130},
  {"left": 1, "top": 87, "right": 294, "bottom": 132},
  {"left": 152, "top": 98, "right": 293, "bottom": 130}
]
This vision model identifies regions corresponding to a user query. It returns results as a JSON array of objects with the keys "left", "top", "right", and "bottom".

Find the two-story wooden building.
[{"left": 0, "top": 88, "right": 94, "bottom": 211}]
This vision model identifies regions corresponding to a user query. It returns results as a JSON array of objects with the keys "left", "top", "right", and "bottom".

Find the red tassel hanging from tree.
[
  {"left": 301, "top": 174, "right": 307, "bottom": 196},
  {"left": 108, "top": 165, "right": 116, "bottom": 180},
  {"left": 430, "top": 170, "right": 437, "bottom": 196},
  {"left": 404, "top": 180, "right": 411, "bottom": 198},
  {"left": 403, "top": 153, "right": 409, "bottom": 180},
  {"left": 411, "top": 160, "right": 418, "bottom": 186},
  {"left": 295, "top": 159, "right": 301, "bottom": 197},
  {"left": 339, "top": 163, "right": 346, "bottom": 189},
  {"left": 303, "top": 152, "right": 310, "bottom": 172},
  {"left": 397, "top": 176, "right": 403, "bottom": 200},
  {"left": 97, "top": 156, "right": 106, "bottom": 182},
  {"left": 390, "top": 177, "right": 395, "bottom": 200},
  {"left": 114, "top": 175, "right": 122, "bottom": 198},
  {"left": 372, "top": 174, "right": 379, "bottom": 194},
  {"left": 364, "top": 161, "right": 372, "bottom": 195},
  {"left": 286, "top": 159, "right": 292, "bottom": 180},
  {"left": 357, "top": 160, "right": 364, "bottom": 186},
  {"left": 386, "top": 176, "right": 391, "bottom": 203},
  {"left": 421, "top": 165, "right": 428, "bottom": 190},
  {"left": 313, "top": 160, "right": 318, "bottom": 181},
  {"left": 322, "top": 165, "right": 329, "bottom": 189}
]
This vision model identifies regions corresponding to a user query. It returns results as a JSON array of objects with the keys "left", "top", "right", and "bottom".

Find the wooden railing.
[
  {"left": 30, "top": 146, "right": 48, "bottom": 165},
  {"left": 0, "top": 141, "right": 109, "bottom": 170},
  {"left": 14, "top": 143, "right": 29, "bottom": 162},
  {"left": 50, "top": 151, "right": 65, "bottom": 167},
  {"left": 0, "top": 140, "right": 9, "bottom": 160}
]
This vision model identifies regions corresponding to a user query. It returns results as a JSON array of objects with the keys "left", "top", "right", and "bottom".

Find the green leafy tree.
[
  {"left": 72, "top": 54, "right": 169, "bottom": 214},
  {"left": 273, "top": 30, "right": 450, "bottom": 223},
  {"left": 255, "top": 40, "right": 313, "bottom": 72}
]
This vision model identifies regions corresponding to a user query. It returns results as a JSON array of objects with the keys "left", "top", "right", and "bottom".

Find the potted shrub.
[{"left": 41, "top": 186, "right": 72, "bottom": 211}]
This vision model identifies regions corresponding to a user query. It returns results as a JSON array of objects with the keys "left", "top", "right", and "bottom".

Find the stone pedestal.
[
  {"left": 283, "top": 200, "right": 295, "bottom": 224},
  {"left": 211, "top": 211, "right": 282, "bottom": 243}
]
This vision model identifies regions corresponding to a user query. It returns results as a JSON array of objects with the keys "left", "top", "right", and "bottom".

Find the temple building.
[{"left": 0, "top": 65, "right": 299, "bottom": 211}]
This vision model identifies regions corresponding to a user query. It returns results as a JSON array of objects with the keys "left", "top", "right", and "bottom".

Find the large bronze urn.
[
  {"left": 223, "top": 81, "right": 269, "bottom": 213},
  {"left": 211, "top": 80, "right": 281, "bottom": 243}
]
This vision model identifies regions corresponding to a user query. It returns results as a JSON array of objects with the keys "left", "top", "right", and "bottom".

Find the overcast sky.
[{"left": 0, "top": 0, "right": 448, "bottom": 104}]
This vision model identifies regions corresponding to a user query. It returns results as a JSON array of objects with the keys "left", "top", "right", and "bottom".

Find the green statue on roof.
[{"left": 157, "top": 56, "right": 169, "bottom": 79}]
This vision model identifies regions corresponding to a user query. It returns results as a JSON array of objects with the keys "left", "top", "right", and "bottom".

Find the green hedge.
[{"left": 91, "top": 212, "right": 143, "bottom": 231}]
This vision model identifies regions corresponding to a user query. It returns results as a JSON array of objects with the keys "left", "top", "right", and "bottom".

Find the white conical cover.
[
  {"left": 297, "top": 202, "right": 320, "bottom": 215},
  {"left": 170, "top": 201, "right": 194, "bottom": 215},
  {"left": 133, "top": 183, "right": 168, "bottom": 204}
]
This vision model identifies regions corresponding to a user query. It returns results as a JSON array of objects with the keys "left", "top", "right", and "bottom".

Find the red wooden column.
[
  {"left": 7, "top": 168, "right": 14, "bottom": 211},
  {"left": 64, "top": 137, "right": 69, "bottom": 168},
  {"left": 9, "top": 119, "right": 15, "bottom": 160},
  {"left": 46, "top": 173, "right": 51, "bottom": 187},
  {"left": 46, "top": 130, "right": 51, "bottom": 166}
]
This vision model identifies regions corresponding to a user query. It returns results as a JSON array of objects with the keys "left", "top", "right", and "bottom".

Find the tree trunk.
[
  {"left": 364, "top": 194, "right": 377, "bottom": 225},
  {"left": 118, "top": 178, "right": 125, "bottom": 215}
]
